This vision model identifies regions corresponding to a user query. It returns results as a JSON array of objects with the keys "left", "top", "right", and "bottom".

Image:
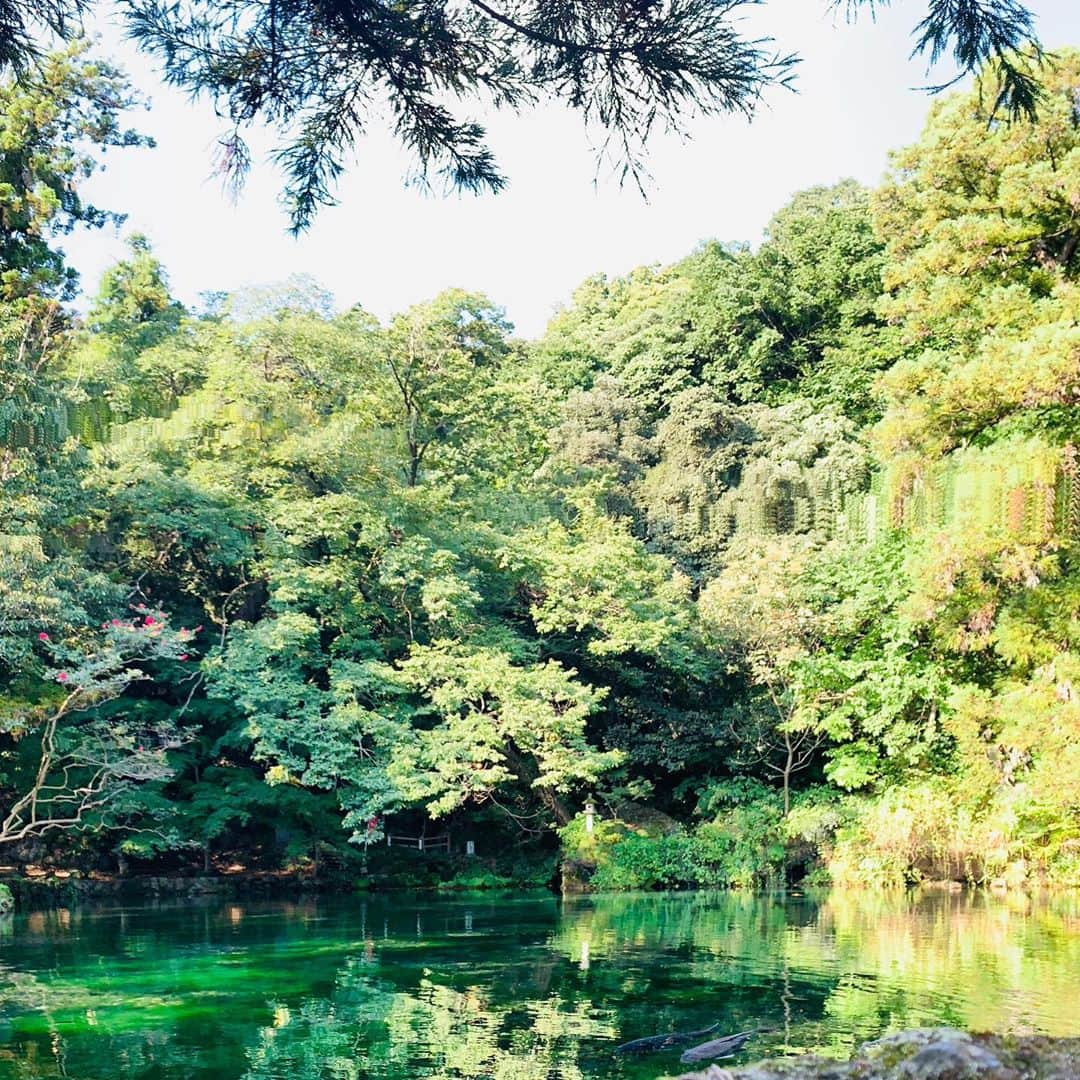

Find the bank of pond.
[{"left": 0, "top": 889, "right": 1078, "bottom": 1079}]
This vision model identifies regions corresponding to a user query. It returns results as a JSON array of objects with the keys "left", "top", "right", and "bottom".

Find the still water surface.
[{"left": 1, "top": 890, "right": 1079, "bottom": 1079}]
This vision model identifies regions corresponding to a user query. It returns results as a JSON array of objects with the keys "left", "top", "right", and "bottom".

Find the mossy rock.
[
  {"left": 675, "top": 1029, "right": 1080, "bottom": 1079},
  {"left": 0, "top": 883, "right": 13, "bottom": 914},
  {"left": 611, "top": 800, "right": 683, "bottom": 837}
]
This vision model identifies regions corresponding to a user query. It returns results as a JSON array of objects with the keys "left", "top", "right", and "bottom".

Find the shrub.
[
  {"left": 573, "top": 788, "right": 789, "bottom": 892},
  {"left": 590, "top": 833, "right": 702, "bottom": 890}
]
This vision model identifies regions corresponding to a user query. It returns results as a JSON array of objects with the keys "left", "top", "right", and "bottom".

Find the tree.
[
  {"left": 793, "top": 538, "right": 949, "bottom": 793},
  {"left": 633, "top": 388, "right": 871, "bottom": 573},
  {"left": 391, "top": 643, "right": 619, "bottom": 825},
  {"left": 0, "top": 43, "right": 151, "bottom": 300},
  {"left": 873, "top": 49, "right": 1080, "bottom": 460},
  {"left": 0, "top": 606, "right": 194, "bottom": 843},
  {"left": 699, "top": 539, "right": 825, "bottom": 815},
  {"left": 66, "top": 235, "right": 192, "bottom": 422},
  {"left": 0, "top": 298, "right": 124, "bottom": 681},
  {"left": 7, "top": 38, "right": 1080, "bottom": 889},
  {"left": 0, "top": 2, "right": 1039, "bottom": 230},
  {"left": 0, "top": 53, "right": 159, "bottom": 682},
  {"left": 383, "top": 290, "right": 510, "bottom": 487},
  {"left": 533, "top": 182, "right": 890, "bottom": 421},
  {"left": 123, "top": 0, "right": 798, "bottom": 230},
  {"left": 687, "top": 183, "right": 889, "bottom": 415},
  {"left": 86, "top": 235, "right": 183, "bottom": 337},
  {"left": 543, "top": 374, "right": 654, "bottom": 520},
  {"left": 0, "top": 0, "right": 86, "bottom": 72}
]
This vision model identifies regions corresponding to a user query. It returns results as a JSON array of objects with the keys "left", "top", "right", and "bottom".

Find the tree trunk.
[
  {"left": 539, "top": 786, "right": 573, "bottom": 827},
  {"left": 782, "top": 732, "right": 794, "bottom": 817},
  {"left": 501, "top": 742, "right": 573, "bottom": 826},
  {"left": 408, "top": 442, "right": 420, "bottom": 486}
]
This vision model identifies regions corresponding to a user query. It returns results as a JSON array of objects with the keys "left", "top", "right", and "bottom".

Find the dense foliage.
[{"left": 2, "top": 44, "right": 1080, "bottom": 891}]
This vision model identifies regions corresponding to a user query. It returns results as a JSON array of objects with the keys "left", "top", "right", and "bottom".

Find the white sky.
[{"left": 61, "top": 1, "right": 1080, "bottom": 337}]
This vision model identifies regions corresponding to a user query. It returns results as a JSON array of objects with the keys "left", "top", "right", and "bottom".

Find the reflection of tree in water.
[
  {"left": 241, "top": 961, "right": 617, "bottom": 1080},
  {"left": 551, "top": 891, "right": 1080, "bottom": 1060},
  {"left": 807, "top": 890, "right": 1080, "bottom": 1048},
  {"left": 3, "top": 893, "right": 1080, "bottom": 1079},
  {"left": 553, "top": 891, "right": 797, "bottom": 964},
  {"left": 238, "top": 891, "right": 1080, "bottom": 1078},
  {"left": 0, "top": 901, "right": 369, "bottom": 1079}
]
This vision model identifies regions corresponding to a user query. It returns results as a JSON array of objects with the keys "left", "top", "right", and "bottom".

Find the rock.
[
  {"left": 892, "top": 1035, "right": 1005, "bottom": 1078},
  {"left": 560, "top": 861, "right": 592, "bottom": 893},
  {"left": 674, "top": 1029, "right": 1080, "bottom": 1080}
]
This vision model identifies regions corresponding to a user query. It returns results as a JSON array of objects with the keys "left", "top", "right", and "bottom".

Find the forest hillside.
[{"left": 3, "top": 46, "right": 1080, "bottom": 893}]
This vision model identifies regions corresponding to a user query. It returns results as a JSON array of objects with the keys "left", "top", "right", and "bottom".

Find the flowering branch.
[{"left": 0, "top": 606, "right": 201, "bottom": 844}]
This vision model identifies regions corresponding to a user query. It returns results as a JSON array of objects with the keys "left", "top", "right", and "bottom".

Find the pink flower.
[
  {"left": 56, "top": 672, "right": 69, "bottom": 683},
  {"left": 145, "top": 616, "right": 156, "bottom": 626},
  {"left": 178, "top": 654, "right": 188, "bottom": 661},
  {"left": 194, "top": 625, "right": 204, "bottom": 634},
  {"left": 112, "top": 619, "right": 121, "bottom": 627},
  {"left": 37, "top": 632, "right": 49, "bottom": 641}
]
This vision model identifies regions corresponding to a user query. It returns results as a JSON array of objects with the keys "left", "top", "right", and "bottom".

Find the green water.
[{"left": 1, "top": 890, "right": 1079, "bottom": 1079}]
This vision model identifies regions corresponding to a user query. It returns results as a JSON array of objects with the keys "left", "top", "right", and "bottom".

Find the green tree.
[
  {"left": 0, "top": 43, "right": 151, "bottom": 300},
  {"left": 383, "top": 290, "right": 511, "bottom": 487},
  {"left": 689, "top": 182, "right": 889, "bottom": 415},
  {"left": 699, "top": 539, "right": 825, "bottom": 816},
  {"left": 874, "top": 50, "right": 1080, "bottom": 460},
  {"left": 534, "top": 182, "right": 889, "bottom": 419},
  {"left": 67, "top": 235, "right": 192, "bottom": 422},
  {"left": 391, "top": 643, "right": 618, "bottom": 824}
]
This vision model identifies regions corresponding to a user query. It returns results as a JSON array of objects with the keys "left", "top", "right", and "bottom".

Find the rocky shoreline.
[
  {"left": 0, "top": 870, "right": 329, "bottom": 908},
  {"left": 675, "top": 1029, "right": 1080, "bottom": 1079}
]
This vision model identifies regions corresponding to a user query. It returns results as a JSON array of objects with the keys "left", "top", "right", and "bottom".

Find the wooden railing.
[{"left": 385, "top": 834, "right": 451, "bottom": 852}]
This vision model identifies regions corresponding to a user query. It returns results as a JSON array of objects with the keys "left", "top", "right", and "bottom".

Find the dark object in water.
[
  {"left": 679, "top": 1029, "right": 757, "bottom": 1064},
  {"left": 615, "top": 1022, "right": 720, "bottom": 1055}
]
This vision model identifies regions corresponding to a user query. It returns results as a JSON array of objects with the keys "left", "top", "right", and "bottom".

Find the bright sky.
[{"left": 61, "top": 1, "right": 1080, "bottom": 338}]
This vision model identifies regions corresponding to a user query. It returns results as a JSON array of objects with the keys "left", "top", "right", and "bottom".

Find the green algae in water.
[{"left": 0, "top": 890, "right": 1079, "bottom": 1079}]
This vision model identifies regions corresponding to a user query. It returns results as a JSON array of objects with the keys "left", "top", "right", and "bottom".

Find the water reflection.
[{"left": 0, "top": 890, "right": 1078, "bottom": 1079}]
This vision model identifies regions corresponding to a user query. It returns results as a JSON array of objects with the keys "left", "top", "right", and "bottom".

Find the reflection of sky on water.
[{"left": 0, "top": 889, "right": 1078, "bottom": 1079}]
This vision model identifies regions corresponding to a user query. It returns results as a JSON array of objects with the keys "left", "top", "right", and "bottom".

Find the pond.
[{"left": 1, "top": 889, "right": 1079, "bottom": 1078}]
